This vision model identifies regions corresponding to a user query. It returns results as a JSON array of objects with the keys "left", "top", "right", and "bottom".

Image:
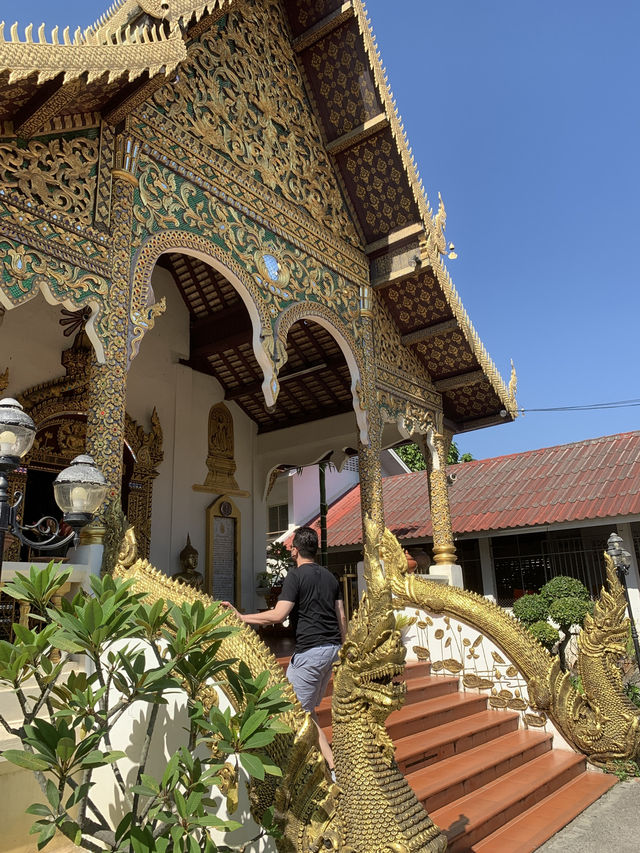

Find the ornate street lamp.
[
  {"left": 0, "top": 398, "right": 107, "bottom": 580},
  {"left": 606, "top": 532, "right": 640, "bottom": 668}
]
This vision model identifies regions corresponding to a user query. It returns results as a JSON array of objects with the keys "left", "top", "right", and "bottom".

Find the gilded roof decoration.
[
  {"left": 148, "top": 0, "right": 360, "bottom": 246},
  {"left": 0, "top": 19, "right": 186, "bottom": 86},
  {"left": 0, "top": 132, "right": 99, "bottom": 225}
]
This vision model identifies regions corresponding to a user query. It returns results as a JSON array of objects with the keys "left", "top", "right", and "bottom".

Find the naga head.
[
  {"left": 334, "top": 518, "right": 406, "bottom": 723},
  {"left": 580, "top": 553, "right": 630, "bottom": 658}
]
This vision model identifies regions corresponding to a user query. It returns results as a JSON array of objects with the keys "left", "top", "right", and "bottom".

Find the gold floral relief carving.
[
  {"left": 0, "top": 134, "right": 99, "bottom": 225},
  {"left": 148, "top": 0, "right": 359, "bottom": 245},
  {"left": 405, "top": 611, "right": 546, "bottom": 727}
]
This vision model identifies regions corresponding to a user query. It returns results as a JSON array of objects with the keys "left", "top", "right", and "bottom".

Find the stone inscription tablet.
[{"left": 212, "top": 516, "right": 236, "bottom": 604}]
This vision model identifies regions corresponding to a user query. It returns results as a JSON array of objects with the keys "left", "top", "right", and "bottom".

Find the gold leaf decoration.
[
  {"left": 434, "top": 629, "right": 445, "bottom": 640},
  {"left": 508, "top": 698, "right": 528, "bottom": 711},
  {"left": 443, "top": 659, "right": 463, "bottom": 674},
  {"left": 491, "top": 651, "right": 506, "bottom": 665},
  {"left": 431, "top": 661, "right": 444, "bottom": 672},
  {"left": 417, "top": 621, "right": 429, "bottom": 630},
  {"left": 444, "top": 637, "right": 451, "bottom": 648},
  {"left": 499, "top": 690, "right": 513, "bottom": 700},
  {"left": 463, "top": 673, "right": 481, "bottom": 688},
  {"left": 489, "top": 696, "right": 508, "bottom": 709},
  {"left": 412, "top": 645, "right": 430, "bottom": 661},
  {"left": 525, "top": 713, "right": 547, "bottom": 728},
  {"left": 462, "top": 638, "right": 471, "bottom": 647},
  {"left": 506, "top": 665, "right": 519, "bottom": 678},
  {"left": 471, "top": 635, "right": 483, "bottom": 650}
]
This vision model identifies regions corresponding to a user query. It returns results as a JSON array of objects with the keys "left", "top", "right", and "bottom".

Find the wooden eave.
[{"left": 0, "top": 0, "right": 517, "bottom": 431}]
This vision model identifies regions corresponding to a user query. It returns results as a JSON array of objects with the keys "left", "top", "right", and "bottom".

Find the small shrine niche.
[{"left": 193, "top": 402, "right": 249, "bottom": 497}]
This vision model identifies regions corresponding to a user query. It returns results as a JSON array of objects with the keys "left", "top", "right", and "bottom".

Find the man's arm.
[
  {"left": 222, "top": 599, "right": 294, "bottom": 626},
  {"left": 335, "top": 599, "right": 348, "bottom": 644}
]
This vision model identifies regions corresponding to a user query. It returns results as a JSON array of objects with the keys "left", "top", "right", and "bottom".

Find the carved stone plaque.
[{"left": 206, "top": 495, "right": 241, "bottom": 604}]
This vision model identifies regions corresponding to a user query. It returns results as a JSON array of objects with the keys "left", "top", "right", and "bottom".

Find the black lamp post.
[
  {"left": 606, "top": 531, "right": 640, "bottom": 669},
  {"left": 0, "top": 398, "right": 107, "bottom": 580}
]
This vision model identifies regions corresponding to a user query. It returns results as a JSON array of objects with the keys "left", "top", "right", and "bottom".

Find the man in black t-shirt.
[{"left": 222, "top": 526, "right": 346, "bottom": 773}]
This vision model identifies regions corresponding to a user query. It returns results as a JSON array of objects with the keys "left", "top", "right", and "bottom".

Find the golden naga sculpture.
[
  {"left": 332, "top": 517, "right": 446, "bottom": 852},
  {"left": 114, "top": 522, "right": 446, "bottom": 851},
  {"left": 381, "top": 529, "right": 640, "bottom": 769}
]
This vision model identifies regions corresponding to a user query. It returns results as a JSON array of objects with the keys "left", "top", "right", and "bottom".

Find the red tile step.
[
  {"left": 409, "top": 729, "right": 553, "bottom": 812},
  {"left": 430, "top": 749, "right": 587, "bottom": 852},
  {"left": 394, "top": 708, "right": 521, "bottom": 775},
  {"left": 386, "top": 690, "right": 489, "bottom": 741},
  {"left": 470, "top": 770, "right": 617, "bottom": 853}
]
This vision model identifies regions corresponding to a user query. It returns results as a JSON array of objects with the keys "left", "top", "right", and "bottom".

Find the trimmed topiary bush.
[
  {"left": 512, "top": 593, "right": 549, "bottom": 626},
  {"left": 529, "top": 620, "right": 560, "bottom": 651},
  {"left": 540, "top": 575, "right": 590, "bottom": 607},
  {"left": 549, "top": 596, "right": 594, "bottom": 669}
]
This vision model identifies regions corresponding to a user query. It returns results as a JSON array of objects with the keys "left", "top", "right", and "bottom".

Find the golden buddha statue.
[{"left": 174, "top": 534, "right": 203, "bottom": 590}]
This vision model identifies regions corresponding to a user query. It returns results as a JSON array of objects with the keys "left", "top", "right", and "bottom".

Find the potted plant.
[{"left": 257, "top": 541, "right": 294, "bottom": 608}]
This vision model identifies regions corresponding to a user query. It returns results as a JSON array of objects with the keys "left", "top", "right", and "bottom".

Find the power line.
[{"left": 520, "top": 399, "right": 640, "bottom": 414}]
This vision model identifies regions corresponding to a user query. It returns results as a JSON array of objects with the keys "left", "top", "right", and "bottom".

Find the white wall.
[
  {"left": 1, "top": 291, "right": 73, "bottom": 396},
  {"left": 129, "top": 267, "right": 257, "bottom": 608}
]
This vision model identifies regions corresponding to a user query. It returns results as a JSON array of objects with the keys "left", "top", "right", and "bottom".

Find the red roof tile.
[{"left": 301, "top": 431, "right": 640, "bottom": 547}]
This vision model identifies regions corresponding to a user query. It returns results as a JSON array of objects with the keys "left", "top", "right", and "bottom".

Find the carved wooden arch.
[
  {"left": 131, "top": 230, "right": 282, "bottom": 408},
  {"left": 0, "top": 253, "right": 108, "bottom": 363},
  {"left": 8, "top": 345, "right": 163, "bottom": 559},
  {"left": 275, "top": 301, "right": 369, "bottom": 444}
]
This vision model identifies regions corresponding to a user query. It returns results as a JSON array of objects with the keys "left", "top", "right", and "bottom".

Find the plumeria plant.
[{"left": 0, "top": 562, "right": 292, "bottom": 852}]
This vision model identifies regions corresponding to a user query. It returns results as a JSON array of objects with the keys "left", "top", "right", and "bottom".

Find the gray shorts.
[{"left": 286, "top": 644, "right": 341, "bottom": 712}]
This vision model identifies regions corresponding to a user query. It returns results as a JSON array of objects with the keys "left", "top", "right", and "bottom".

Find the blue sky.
[{"left": 10, "top": 1, "right": 640, "bottom": 461}]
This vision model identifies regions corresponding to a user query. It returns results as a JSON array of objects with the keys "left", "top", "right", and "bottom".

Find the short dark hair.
[{"left": 292, "top": 526, "right": 318, "bottom": 559}]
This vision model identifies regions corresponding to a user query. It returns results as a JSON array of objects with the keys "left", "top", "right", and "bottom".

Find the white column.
[
  {"left": 478, "top": 536, "right": 496, "bottom": 601},
  {"left": 169, "top": 363, "right": 194, "bottom": 565},
  {"left": 616, "top": 523, "right": 640, "bottom": 632}
]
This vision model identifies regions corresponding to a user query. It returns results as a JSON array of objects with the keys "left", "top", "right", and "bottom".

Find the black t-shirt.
[{"left": 279, "top": 562, "right": 343, "bottom": 654}]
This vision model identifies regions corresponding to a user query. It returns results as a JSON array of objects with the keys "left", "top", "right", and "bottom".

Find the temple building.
[{"left": 0, "top": 0, "right": 517, "bottom": 608}]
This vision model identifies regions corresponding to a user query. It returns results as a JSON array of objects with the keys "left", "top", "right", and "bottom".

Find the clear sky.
[{"left": 9, "top": 1, "right": 640, "bottom": 462}]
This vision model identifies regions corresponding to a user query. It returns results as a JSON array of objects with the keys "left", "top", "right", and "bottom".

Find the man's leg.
[{"left": 286, "top": 646, "right": 340, "bottom": 770}]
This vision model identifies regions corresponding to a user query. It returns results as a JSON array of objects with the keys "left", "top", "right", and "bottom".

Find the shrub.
[
  {"left": 512, "top": 594, "right": 549, "bottom": 626},
  {"left": 528, "top": 620, "right": 560, "bottom": 651},
  {"left": 540, "top": 576, "right": 590, "bottom": 607},
  {"left": 548, "top": 596, "right": 593, "bottom": 631},
  {"left": 0, "top": 562, "right": 292, "bottom": 852}
]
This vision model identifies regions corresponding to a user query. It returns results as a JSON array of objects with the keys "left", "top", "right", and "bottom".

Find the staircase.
[{"left": 280, "top": 657, "right": 616, "bottom": 852}]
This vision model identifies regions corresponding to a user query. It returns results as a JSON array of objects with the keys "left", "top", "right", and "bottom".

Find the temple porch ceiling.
[{"left": 161, "top": 252, "right": 355, "bottom": 433}]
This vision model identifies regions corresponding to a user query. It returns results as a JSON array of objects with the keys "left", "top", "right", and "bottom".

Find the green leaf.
[
  {"left": 1, "top": 750, "right": 49, "bottom": 771},
  {"left": 25, "top": 803, "right": 53, "bottom": 817},
  {"left": 58, "top": 820, "right": 82, "bottom": 845},
  {"left": 55, "top": 737, "right": 76, "bottom": 763},
  {"left": 65, "top": 782, "right": 92, "bottom": 809},
  {"left": 36, "top": 821, "right": 56, "bottom": 850},
  {"left": 46, "top": 779, "right": 60, "bottom": 810},
  {"left": 238, "top": 752, "right": 265, "bottom": 781},
  {"left": 239, "top": 709, "right": 268, "bottom": 741},
  {"left": 242, "top": 730, "right": 276, "bottom": 750}
]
